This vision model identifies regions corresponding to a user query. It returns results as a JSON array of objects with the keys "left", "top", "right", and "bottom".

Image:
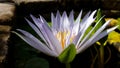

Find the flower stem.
[
  {"left": 99, "top": 44, "right": 104, "bottom": 68},
  {"left": 65, "top": 63, "right": 71, "bottom": 68}
]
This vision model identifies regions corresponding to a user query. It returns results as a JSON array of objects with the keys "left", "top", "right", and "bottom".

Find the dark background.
[{"left": 0, "top": 0, "right": 120, "bottom": 68}]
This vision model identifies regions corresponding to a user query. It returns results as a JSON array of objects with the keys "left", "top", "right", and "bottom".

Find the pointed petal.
[
  {"left": 80, "top": 11, "right": 91, "bottom": 25},
  {"left": 75, "top": 11, "right": 96, "bottom": 47},
  {"left": 30, "top": 14, "right": 42, "bottom": 28},
  {"left": 13, "top": 30, "right": 58, "bottom": 57},
  {"left": 28, "top": 15, "right": 62, "bottom": 55},
  {"left": 25, "top": 18, "right": 46, "bottom": 43},
  {"left": 42, "top": 23, "right": 63, "bottom": 55},
  {"left": 51, "top": 13, "right": 55, "bottom": 24},
  {"left": 73, "top": 32, "right": 82, "bottom": 46},
  {"left": 77, "top": 26, "right": 118, "bottom": 53},
  {"left": 51, "top": 13, "right": 58, "bottom": 35},
  {"left": 29, "top": 14, "right": 63, "bottom": 55},
  {"left": 78, "top": 20, "right": 111, "bottom": 48},
  {"left": 80, "top": 10, "right": 96, "bottom": 32},
  {"left": 39, "top": 15, "right": 52, "bottom": 29},
  {"left": 75, "top": 10, "right": 82, "bottom": 24},
  {"left": 40, "top": 15, "right": 48, "bottom": 24},
  {"left": 51, "top": 13, "right": 57, "bottom": 31},
  {"left": 29, "top": 15, "right": 56, "bottom": 51},
  {"left": 61, "top": 11, "right": 70, "bottom": 31},
  {"left": 89, "top": 20, "right": 111, "bottom": 39},
  {"left": 69, "top": 10, "right": 74, "bottom": 27},
  {"left": 72, "top": 10, "right": 82, "bottom": 35},
  {"left": 77, "top": 20, "right": 114, "bottom": 53},
  {"left": 56, "top": 10, "right": 61, "bottom": 31},
  {"left": 78, "top": 16, "right": 104, "bottom": 47},
  {"left": 88, "top": 26, "right": 118, "bottom": 47}
]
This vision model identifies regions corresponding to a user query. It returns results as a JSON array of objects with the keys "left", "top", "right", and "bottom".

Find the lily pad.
[{"left": 24, "top": 57, "right": 49, "bottom": 68}]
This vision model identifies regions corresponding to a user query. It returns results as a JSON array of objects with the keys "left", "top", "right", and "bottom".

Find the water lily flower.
[{"left": 13, "top": 10, "right": 118, "bottom": 57}]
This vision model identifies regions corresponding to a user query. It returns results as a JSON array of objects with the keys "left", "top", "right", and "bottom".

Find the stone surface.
[
  {"left": 0, "top": 3, "right": 15, "bottom": 68},
  {"left": 0, "top": 3, "right": 15, "bottom": 23},
  {"left": 12, "top": 0, "right": 56, "bottom": 5}
]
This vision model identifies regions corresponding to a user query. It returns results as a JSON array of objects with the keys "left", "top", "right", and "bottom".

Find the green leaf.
[
  {"left": 58, "top": 44, "right": 76, "bottom": 63},
  {"left": 82, "top": 9, "right": 105, "bottom": 41},
  {"left": 48, "top": 22, "right": 52, "bottom": 27},
  {"left": 82, "top": 26, "right": 94, "bottom": 41},
  {"left": 24, "top": 57, "right": 49, "bottom": 68},
  {"left": 94, "top": 9, "right": 107, "bottom": 45},
  {"left": 117, "top": 18, "right": 120, "bottom": 30},
  {"left": 94, "top": 9, "right": 105, "bottom": 32},
  {"left": 96, "top": 9, "right": 102, "bottom": 22}
]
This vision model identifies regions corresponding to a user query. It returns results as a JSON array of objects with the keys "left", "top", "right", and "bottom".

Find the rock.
[
  {"left": 0, "top": 3, "right": 15, "bottom": 23},
  {"left": 0, "top": 3, "right": 15, "bottom": 68},
  {"left": 12, "top": 0, "right": 56, "bottom": 5}
]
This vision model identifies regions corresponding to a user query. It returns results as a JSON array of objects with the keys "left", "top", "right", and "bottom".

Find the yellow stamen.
[{"left": 56, "top": 31, "right": 75, "bottom": 49}]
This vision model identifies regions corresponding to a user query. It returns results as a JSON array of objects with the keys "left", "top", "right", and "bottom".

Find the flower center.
[{"left": 56, "top": 31, "right": 75, "bottom": 49}]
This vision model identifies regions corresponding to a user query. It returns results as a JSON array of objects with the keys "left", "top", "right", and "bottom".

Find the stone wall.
[{"left": 0, "top": 3, "right": 15, "bottom": 68}]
